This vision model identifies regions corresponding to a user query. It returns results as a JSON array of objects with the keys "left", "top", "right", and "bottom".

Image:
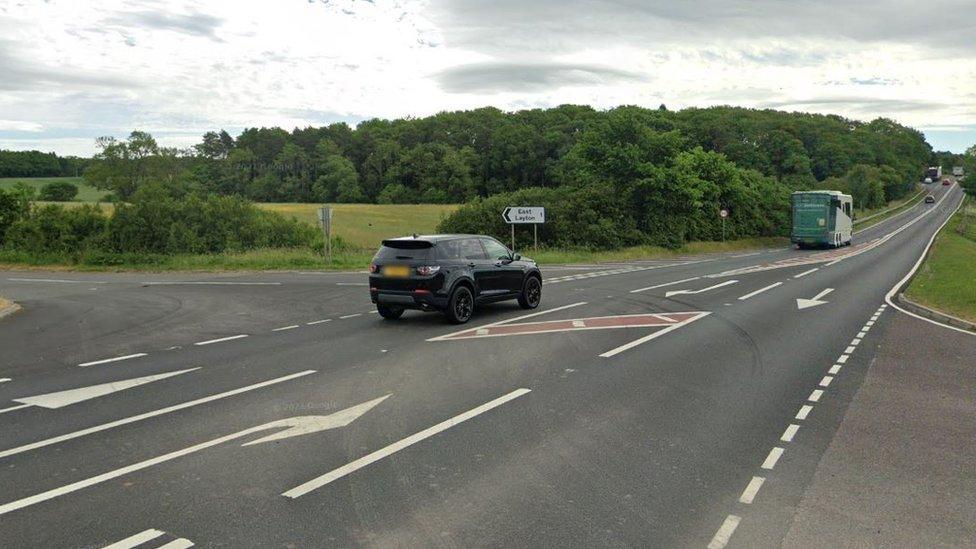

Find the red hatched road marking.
[{"left": 438, "top": 312, "right": 705, "bottom": 340}]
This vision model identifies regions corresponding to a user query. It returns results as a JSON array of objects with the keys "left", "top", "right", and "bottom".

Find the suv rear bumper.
[{"left": 371, "top": 289, "right": 448, "bottom": 311}]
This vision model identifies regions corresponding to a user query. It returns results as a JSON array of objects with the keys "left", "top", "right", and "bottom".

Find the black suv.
[{"left": 369, "top": 234, "right": 543, "bottom": 323}]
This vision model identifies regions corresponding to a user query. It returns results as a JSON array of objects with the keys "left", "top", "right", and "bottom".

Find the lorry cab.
[{"left": 790, "top": 191, "right": 853, "bottom": 249}]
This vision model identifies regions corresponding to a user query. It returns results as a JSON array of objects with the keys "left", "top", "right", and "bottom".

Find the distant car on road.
[
  {"left": 943, "top": 179, "right": 951, "bottom": 186},
  {"left": 369, "top": 234, "right": 542, "bottom": 323},
  {"left": 924, "top": 177, "right": 933, "bottom": 184},
  {"left": 925, "top": 195, "right": 935, "bottom": 203}
]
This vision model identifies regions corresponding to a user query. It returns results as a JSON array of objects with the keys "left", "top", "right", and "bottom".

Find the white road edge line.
[
  {"left": 599, "top": 312, "right": 710, "bottom": 358},
  {"left": 428, "top": 302, "right": 587, "bottom": 342},
  {"left": 707, "top": 515, "right": 741, "bottom": 549},
  {"left": 0, "top": 370, "right": 316, "bottom": 460},
  {"left": 194, "top": 334, "right": 248, "bottom": 346},
  {"left": 78, "top": 353, "right": 148, "bottom": 368},
  {"left": 761, "top": 447, "right": 784, "bottom": 470},
  {"left": 739, "top": 476, "right": 765, "bottom": 504},
  {"left": 103, "top": 529, "right": 166, "bottom": 549},
  {"left": 283, "top": 388, "right": 532, "bottom": 499},
  {"left": 737, "top": 282, "right": 783, "bottom": 301}
]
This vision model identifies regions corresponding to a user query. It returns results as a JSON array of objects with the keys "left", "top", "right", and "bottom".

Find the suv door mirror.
[{"left": 513, "top": 253, "right": 521, "bottom": 261}]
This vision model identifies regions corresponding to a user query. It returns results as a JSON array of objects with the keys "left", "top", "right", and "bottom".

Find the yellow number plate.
[{"left": 384, "top": 265, "right": 411, "bottom": 277}]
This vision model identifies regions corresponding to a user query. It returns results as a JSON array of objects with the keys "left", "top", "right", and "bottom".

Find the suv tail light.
[{"left": 416, "top": 265, "right": 441, "bottom": 276}]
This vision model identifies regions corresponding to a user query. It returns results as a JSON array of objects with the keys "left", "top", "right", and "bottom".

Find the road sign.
[
  {"left": 719, "top": 209, "right": 728, "bottom": 218},
  {"left": 503, "top": 207, "right": 545, "bottom": 224},
  {"left": 318, "top": 206, "right": 333, "bottom": 262}
]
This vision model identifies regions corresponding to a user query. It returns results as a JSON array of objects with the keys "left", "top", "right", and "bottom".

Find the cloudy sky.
[{"left": 1, "top": 0, "right": 974, "bottom": 156}]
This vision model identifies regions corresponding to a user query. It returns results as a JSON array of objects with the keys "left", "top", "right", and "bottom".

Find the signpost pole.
[
  {"left": 319, "top": 206, "right": 332, "bottom": 264},
  {"left": 722, "top": 216, "right": 726, "bottom": 242},
  {"left": 511, "top": 224, "right": 515, "bottom": 251},
  {"left": 533, "top": 224, "right": 538, "bottom": 251}
]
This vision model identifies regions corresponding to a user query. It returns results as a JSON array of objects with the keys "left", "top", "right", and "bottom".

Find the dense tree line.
[
  {"left": 82, "top": 106, "right": 933, "bottom": 207},
  {"left": 0, "top": 150, "right": 90, "bottom": 178}
]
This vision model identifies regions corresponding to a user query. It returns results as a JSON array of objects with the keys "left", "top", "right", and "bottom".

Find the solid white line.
[
  {"left": 781, "top": 424, "right": 801, "bottom": 442},
  {"left": 339, "top": 313, "right": 362, "bottom": 319},
  {"left": 796, "top": 405, "right": 813, "bottom": 420},
  {"left": 820, "top": 376, "right": 833, "bottom": 387},
  {"left": 737, "top": 282, "right": 782, "bottom": 301},
  {"left": 0, "top": 370, "right": 316, "bottom": 460},
  {"left": 739, "top": 476, "right": 765, "bottom": 503},
  {"left": 306, "top": 319, "right": 332, "bottom": 325},
  {"left": 845, "top": 346, "right": 856, "bottom": 354},
  {"left": 157, "top": 539, "right": 194, "bottom": 549},
  {"left": 194, "top": 334, "right": 248, "bottom": 346},
  {"left": 78, "top": 353, "right": 148, "bottom": 368},
  {"left": 837, "top": 355, "right": 849, "bottom": 363},
  {"left": 428, "top": 302, "right": 588, "bottom": 341},
  {"left": 793, "top": 268, "right": 818, "bottom": 279},
  {"left": 103, "top": 529, "right": 166, "bottom": 549},
  {"left": 707, "top": 515, "right": 741, "bottom": 549},
  {"left": 283, "top": 388, "right": 532, "bottom": 498},
  {"left": 761, "top": 447, "right": 784, "bottom": 469},
  {"left": 272, "top": 325, "right": 299, "bottom": 332},
  {"left": 809, "top": 389, "right": 824, "bottom": 402},
  {"left": 336, "top": 282, "right": 368, "bottom": 286},
  {"left": 599, "top": 312, "right": 710, "bottom": 358},
  {"left": 629, "top": 276, "right": 701, "bottom": 294},
  {"left": 7, "top": 277, "right": 109, "bottom": 284},
  {"left": 829, "top": 364, "right": 842, "bottom": 375},
  {"left": 0, "top": 403, "right": 32, "bottom": 415}
]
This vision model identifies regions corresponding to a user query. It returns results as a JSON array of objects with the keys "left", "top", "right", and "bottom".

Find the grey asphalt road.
[{"left": 0, "top": 182, "right": 971, "bottom": 548}]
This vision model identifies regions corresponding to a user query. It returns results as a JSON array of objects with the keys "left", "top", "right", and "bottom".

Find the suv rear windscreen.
[{"left": 374, "top": 240, "right": 433, "bottom": 261}]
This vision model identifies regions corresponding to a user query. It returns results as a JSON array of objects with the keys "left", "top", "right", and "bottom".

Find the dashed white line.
[
  {"left": 809, "top": 389, "right": 824, "bottom": 402},
  {"left": 336, "top": 282, "right": 368, "bottom": 286},
  {"left": 78, "top": 353, "right": 148, "bottom": 368},
  {"left": 8, "top": 277, "right": 109, "bottom": 284},
  {"left": 306, "top": 319, "right": 332, "bottom": 325},
  {"left": 739, "top": 476, "right": 766, "bottom": 504},
  {"left": 629, "top": 276, "right": 701, "bottom": 294},
  {"left": 820, "top": 376, "right": 833, "bottom": 387},
  {"left": 737, "top": 282, "right": 782, "bottom": 301},
  {"left": 0, "top": 378, "right": 12, "bottom": 383},
  {"left": 793, "top": 268, "right": 819, "bottom": 279},
  {"left": 856, "top": 331, "right": 866, "bottom": 338},
  {"left": 865, "top": 320, "right": 875, "bottom": 327},
  {"left": 0, "top": 370, "right": 316, "bottom": 460},
  {"left": 825, "top": 258, "right": 843, "bottom": 267},
  {"left": 103, "top": 529, "right": 165, "bottom": 549},
  {"left": 283, "top": 388, "right": 532, "bottom": 498},
  {"left": 339, "top": 313, "right": 362, "bottom": 319},
  {"left": 828, "top": 364, "right": 842, "bottom": 375},
  {"left": 761, "top": 447, "right": 784, "bottom": 469},
  {"left": 707, "top": 515, "right": 741, "bottom": 549},
  {"left": 194, "top": 334, "right": 248, "bottom": 346},
  {"left": 272, "top": 325, "right": 299, "bottom": 332},
  {"left": 837, "top": 355, "right": 849, "bottom": 364},
  {"left": 851, "top": 338, "right": 861, "bottom": 345},
  {"left": 845, "top": 345, "right": 856, "bottom": 354},
  {"left": 142, "top": 281, "right": 281, "bottom": 286},
  {"left": 781, "top": 424, "right": 800, "bottom": 442},
  {"left": 795, "top": 405, "right": 813, "bottom": 420}
]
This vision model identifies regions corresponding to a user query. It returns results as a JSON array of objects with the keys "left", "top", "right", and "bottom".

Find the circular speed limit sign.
[{"left": 719, "top": 208, "right": 729, "bottom": 218}]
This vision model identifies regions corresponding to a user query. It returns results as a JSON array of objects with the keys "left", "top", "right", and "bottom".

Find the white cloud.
[{"left": 0, "top": 0, "right": 973, "bottom": 154}]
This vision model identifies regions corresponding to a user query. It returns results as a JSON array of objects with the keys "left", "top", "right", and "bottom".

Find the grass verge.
[{"left": 905, "top": 196, "right": 976, "bottom": 322}]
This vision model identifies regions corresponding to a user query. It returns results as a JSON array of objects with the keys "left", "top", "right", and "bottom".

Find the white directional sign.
[{"left": 503, "top": 207, "right": 545, "bottom": 224}]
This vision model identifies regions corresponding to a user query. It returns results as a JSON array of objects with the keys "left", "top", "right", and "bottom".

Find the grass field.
[
  {"left": 258, "top": 203, "right": 459, "bottom": 249},
  {"left": 0, "top": 177, "right": 105, "bottom": 202},
  {"left": 906, "top": 196, "right": 976, "bottom": 322}
]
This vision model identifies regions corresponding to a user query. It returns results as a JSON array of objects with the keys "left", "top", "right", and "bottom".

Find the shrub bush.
[{"left": 38, "top": 181, "right": 79, "bottom": 201}]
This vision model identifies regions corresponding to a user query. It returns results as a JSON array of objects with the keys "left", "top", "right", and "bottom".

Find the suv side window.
[
  {"left": 437, "top": 239, "right": 462, "bottom": 260},
  {"left": 481, "top": 238, "right": 511, "bottom": 261},
  {"left": 459, "top": 238, "right": 488, "bottom": 260}
]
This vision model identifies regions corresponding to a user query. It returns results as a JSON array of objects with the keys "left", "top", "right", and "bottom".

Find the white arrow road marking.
[
  {"left": 0, "top": 370, "right": 315, "bottom": 460},
  {"left": 283, "top": 388, "right": 531, "bottom": 499},
  {"left": 157, "top": 539, "right": 194, "bottom": 549},
  {"left": 796, "top": 288, "right": 834, "bottom": 310},
  {"left": 665, "top": 280, "right": 738, "bottom": 298},
  {"left": 11, "top": 368, "right": 199, "bottom": 410},
  {"left": 0, "top": 394, "right": 388, "bottom": 516}
]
